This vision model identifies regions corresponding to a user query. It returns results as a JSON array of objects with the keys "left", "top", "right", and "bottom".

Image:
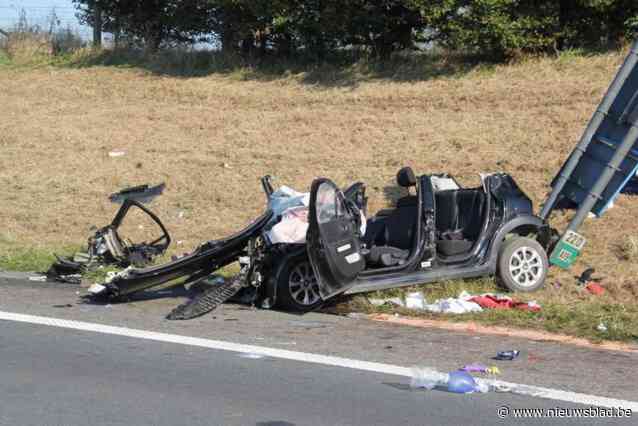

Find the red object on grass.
[
  {"left": 585, "top": 282, "right": 605, "bottom": 295},
  {"left": 469, "top": 295, "right": 541, "bottom": 312}
]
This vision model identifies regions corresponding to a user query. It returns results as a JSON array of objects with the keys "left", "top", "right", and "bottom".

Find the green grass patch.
[
  {"left": 0, "top": 243, "right": 78, "bottom": 272},
  {"left": 0, "top": 50, "right": 11, "bottom": 66}
]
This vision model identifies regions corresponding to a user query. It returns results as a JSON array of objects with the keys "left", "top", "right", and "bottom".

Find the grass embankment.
[{"left": 1, "top": 47, "right": 637, "bottom": 343}]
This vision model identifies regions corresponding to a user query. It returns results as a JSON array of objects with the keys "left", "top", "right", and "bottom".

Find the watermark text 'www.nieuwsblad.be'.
[{"left": 497, "top": 405, "right": 633, "bottom": 419}]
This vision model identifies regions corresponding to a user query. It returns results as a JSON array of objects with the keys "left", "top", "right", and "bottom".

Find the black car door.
[{"left": 307, "top": 178, "right": 365, "bottom": 300}]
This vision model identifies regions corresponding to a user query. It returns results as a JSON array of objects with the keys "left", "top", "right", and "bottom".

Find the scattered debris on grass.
[
  {"left": 469, "top": 295, "right": 541, "bottom": 312},
  {"left": 366, "top": 290, "right": 541, "bottom": 314},
  {"left": 585, "top": 282, "right": 605, "bottom": 295}
]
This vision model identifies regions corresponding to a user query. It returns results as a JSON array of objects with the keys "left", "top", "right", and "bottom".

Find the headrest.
[{"left": 397, "top": 167, "right": 417, "bottom": 187}]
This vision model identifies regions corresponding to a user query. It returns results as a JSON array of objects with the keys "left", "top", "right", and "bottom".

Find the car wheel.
[
  {"left": 276, "top": 257, "right": 323, "bottom": 312},
  {"left": 497, "top": 236, "right": 548, "bottom": 292}
]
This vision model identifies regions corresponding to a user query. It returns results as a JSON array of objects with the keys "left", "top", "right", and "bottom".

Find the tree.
[
  {"left": 74, "top": 0, "right": 214, "bottom": 50},
  {"left": 421, "top": 0, "right": 638, "bottom": 59},
  {"left": 345, "top": 0, "right": 424, "bottom": 58}
]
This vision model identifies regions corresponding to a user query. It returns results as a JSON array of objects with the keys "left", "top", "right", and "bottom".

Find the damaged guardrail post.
[{"left": 540, "top": 39, "right": 638, "bottom": 221}]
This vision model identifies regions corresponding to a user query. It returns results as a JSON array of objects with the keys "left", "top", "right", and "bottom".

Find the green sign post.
[{"left": 549, "top": 230, "right": 587, "bottom": 269}]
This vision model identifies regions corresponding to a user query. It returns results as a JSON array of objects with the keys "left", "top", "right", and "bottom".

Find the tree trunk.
[
  {"left": 557, "top": 0, "right": 574, "bottom": 51},
  {"left": 93, "top": 4, "right": 102, "bottom": 48}
]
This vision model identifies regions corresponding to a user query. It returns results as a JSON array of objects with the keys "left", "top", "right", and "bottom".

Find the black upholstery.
[
  {"left": 434, "top": 189, "right": 486, "bottom": 256},
  {"left": 360, "top": 166, "right": 419, "bottom": 267},
  {"left": 367, "top": 246, "right": 409, "bottom": 267},
  {"left": 397, "top": 167, "right": 416, "bottom": 188},
  {"left": 363, "top": 203, "right": 417, "bottom": 251},
  {"left": 435, "top": 189, "right": 485, "bottom": 238},
  {"left": 396, "top": 194, "right": 418, "bottom": 208},
  {"left": 384, "top": 203, "right": 418, "bottom": 249}
]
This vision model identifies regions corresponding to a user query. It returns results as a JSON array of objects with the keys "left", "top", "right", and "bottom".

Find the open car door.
[{"left": 307, "top": 178, "right": 365, "bottom": 300}]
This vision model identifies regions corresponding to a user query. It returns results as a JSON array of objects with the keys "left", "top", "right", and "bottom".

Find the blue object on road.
[{"left": 447, "top": 371, "right": 477, "bottom": 394}]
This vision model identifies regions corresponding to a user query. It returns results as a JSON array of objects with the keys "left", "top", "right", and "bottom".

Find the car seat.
[
  {"left": 435, "top": 189, "right": 486, "bottom": 256},
  {"left": 363, "top": 167, "right": 418, "bottom": 267}
]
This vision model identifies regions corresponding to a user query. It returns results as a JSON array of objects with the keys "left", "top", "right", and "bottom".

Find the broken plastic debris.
[
  {"left": 493, "top": 383, "right": 513, "bottom": 393},
  {"left": 108, "top": 150, "right": 126, "bottom": 157},
  {"left": 486, "top": 367, "right": 501, "bottom": 375},
  {"left": 108, "top": 183, "right": 165, "bottom": 204},
  {"left": 28, "top": 275, "right": 47, "bottom": 282},
  {"left": 88, "top": 283, "right": 107, "bottom": 295},
  {"left": 423, "top": 296, "right": 483, "bottom": 314},
  {"left": 461, "top": 363, "right": 487, "bottom": 373},
  {"left": 410, "top": 367, "right": 448, "bottom": 390},
  {"left": 597, "top": 322, "right": 608, "bottom": 332},
  {"left": 474, "top": 381, "right": 490, "bottom": 393},
  {"left": 405, "top": 292, "right": 425, "bottom": 310},
  {"left": 368, "top": 297, "right": 405, "bottom": 307},
  {"left": 460, "top": 364, "right": 499, "bottom": 375}
]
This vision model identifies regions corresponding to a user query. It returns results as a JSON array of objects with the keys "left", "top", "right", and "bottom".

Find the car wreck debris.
[
  {"left": 108, "top": 183, "right": 165, "bottom": 204},
  {"left": 85, "top": 168, "right": 556, "bottom": 320},
  {"left": 76, "top": 44, "right": 638, "bottom": 318},
  {"left": 167, "top": 273, "right": 247, "bottom": 320},
  {"left": 47, "top": 184, "right": 170, "bottom": 284}
]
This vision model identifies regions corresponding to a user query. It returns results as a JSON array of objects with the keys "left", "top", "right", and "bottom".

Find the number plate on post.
[{"left": 550, "top": 230, "right": 587, "bottom": 269}]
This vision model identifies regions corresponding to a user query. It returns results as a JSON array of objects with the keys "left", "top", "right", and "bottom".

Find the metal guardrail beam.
[{"left": 539, "top": 39, "right": 638, "bottom": 221}]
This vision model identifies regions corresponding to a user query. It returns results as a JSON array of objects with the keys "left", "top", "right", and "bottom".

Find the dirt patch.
[{"left": 370, "top": 313, "right": 638, "bottom": 353}]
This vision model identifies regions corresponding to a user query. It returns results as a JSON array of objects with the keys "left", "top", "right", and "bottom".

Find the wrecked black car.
[
  {"left": 74, "top": 41, "right": 638, "bottom": 320},
  {"left": 87, "top": 169, "right": 553, "bottom": 319}
]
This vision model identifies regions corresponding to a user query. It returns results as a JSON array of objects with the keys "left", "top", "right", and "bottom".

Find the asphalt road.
[
  {"left": 1, "top": 275, "right": 637, "bottom": 401},
  {"left": 0, "top": 321, "right": 632, "bottom": 426},
  {"left": 0, "top": 274, "right": 637, "bottom": 425}
]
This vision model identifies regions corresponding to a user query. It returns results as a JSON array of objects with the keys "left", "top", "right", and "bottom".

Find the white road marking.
[{"left": 1, "top": 310, "right": 637, "bottom": 412}]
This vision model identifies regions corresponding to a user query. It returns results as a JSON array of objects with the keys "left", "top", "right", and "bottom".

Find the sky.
[{"left": 0, "top": 0, "right": 91, "bottom": 38}]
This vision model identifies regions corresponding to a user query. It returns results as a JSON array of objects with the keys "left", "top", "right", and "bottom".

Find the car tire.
[
  {"left": 497, "top": 236, "right": 548, "bottom": 292},
  {"left": 275, "top": 257, "right": 323, "bottom": 312}
]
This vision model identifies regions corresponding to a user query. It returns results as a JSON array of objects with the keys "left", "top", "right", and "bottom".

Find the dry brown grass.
[
  {"left": 1, "top": 48, "right": 637, "bottom": 315},
  {"left": 4, "top": 33, "right": 53, "bottom": 64}
]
